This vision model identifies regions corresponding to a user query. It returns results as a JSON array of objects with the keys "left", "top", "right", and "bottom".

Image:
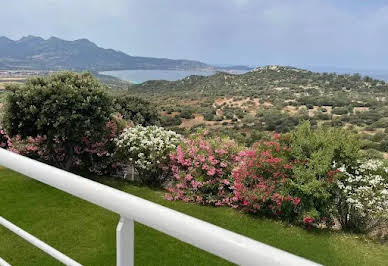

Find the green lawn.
[{"left": 0, "top": 167, "right": 387, "bottom": 266}]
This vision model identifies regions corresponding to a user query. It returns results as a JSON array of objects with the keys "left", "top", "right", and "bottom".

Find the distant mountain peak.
[
  {"left": 73, "top": 38, "right": 98, "bottom": 47},
  {"left": 0, "top": 35, "right": 211, "bottom": 71},
  {"left": 18, "top": 35, "right": 44, "bottom": 42},
  {"left": 48, "top": 36, "right": 61, "bottom": 40}
]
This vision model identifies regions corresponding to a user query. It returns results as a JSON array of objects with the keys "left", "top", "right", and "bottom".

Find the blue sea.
[{"left": 101, "top": 69, "right": 248, "bottom": 84}]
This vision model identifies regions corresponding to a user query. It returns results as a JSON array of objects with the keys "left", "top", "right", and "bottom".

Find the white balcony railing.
[{"left": 0, "top": 148, "right": 320, "bottom": 266}]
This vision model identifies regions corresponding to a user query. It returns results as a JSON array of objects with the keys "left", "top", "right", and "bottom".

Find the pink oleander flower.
[
  {"left": 207, "top": 167, "right": 216, "bottom": 176},
  {"left": 293, "top": 197, "right": 301, "bottom": 206},
  {"left": 243, "top": 199, "right": 250, "bottom": 206},
  {"left": 164, "top": 193, "right": 174, "bottom": 200},
  {"left": 215, "top": 149, "right": 227, "bottom": 155},
  {"left": 303, "top": 216, "right": 315, "bottom": 224},
  {"left": 222, "top": 179, "right": 230, "bottom": 185},
  {"left": 185, "top": 174, "right": 193, "bottom": 181},
  {"left": 191, "top": 180, "right": 200, "bottom": 189}
]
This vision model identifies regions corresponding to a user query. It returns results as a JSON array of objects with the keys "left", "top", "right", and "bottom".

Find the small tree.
[
  {"left": 3, "top": 72, "right": 112, "bottom": 170},
  {"left": 113, "top": 95, "right": 159, "bottom": 126}
]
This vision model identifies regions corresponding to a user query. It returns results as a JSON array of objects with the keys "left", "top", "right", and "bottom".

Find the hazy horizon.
[{"left": 2, "top": 1, "right": 388, "bottom": 71}]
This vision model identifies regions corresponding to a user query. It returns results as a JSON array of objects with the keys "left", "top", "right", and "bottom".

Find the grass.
[{"left": 0, "top": 167, "right": 387, "bottom": 265}]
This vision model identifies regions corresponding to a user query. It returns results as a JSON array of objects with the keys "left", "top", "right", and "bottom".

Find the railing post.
[{"left": 116, "top": 217, "right": 134, "bottom": 266}]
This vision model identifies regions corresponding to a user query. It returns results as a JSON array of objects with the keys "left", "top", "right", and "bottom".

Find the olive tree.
[{"left": 3, "top": 72, "right": 112, "bottom": 170}]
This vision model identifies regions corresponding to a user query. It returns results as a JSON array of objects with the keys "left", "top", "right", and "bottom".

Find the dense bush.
[
  {"left": 372, "top": 117, "right": 388, "bottom": 128},
  {"left": 160, "top": 116, "right": 182, "bottom": 127},
  {"left": 115, "top": 125, "right": 181, "bottom": 186},
  {"left": 179, "top": 108, "right": 195, "bottom": 119},
  {"left": 256, "top": 109, "right": 299, "bottom": 133},
  {"left": 3, "top": 72, "right": 112, "bottom": 170},
  {"left": 203, "top": 112, "right": 215, "bottom": 121},
  {"left": 11, "top": 114, "right": 127, "bottom": 175},
  {"left": 332, "top": 107, "right": 350, "bottom": 115},
  {"left": 284, "top": 122, "right": 361, "bottom": 224},
  {"left": 76, "top": 114, "right": 127, "bottom": 175},
  {"left": 113, "top": 95, "right": 160, "bottom": 126}
]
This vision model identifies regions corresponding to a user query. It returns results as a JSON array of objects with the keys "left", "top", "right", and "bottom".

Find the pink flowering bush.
[
  {"left": 303, "top": 216, "right": 315, "bottom": 229},
  {"left": 166, "top": 130, "right": 241, "bottom": 205},
  {"left": 231, "top": 138, "right": 302, "bottom": 221},
  {"left": 166, "top": 132, "right": 304, "bottom": 222},
  {"left": 166, "top": 130, "right": 346, "bottom": 226}
]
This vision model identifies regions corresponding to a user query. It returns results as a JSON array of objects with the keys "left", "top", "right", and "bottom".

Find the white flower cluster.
[
  {"left": 336, "top": 159, "right": 388, "bottom": 218},
  {"left": 115, "top": 125, "right": 181, "bottom": 172}
]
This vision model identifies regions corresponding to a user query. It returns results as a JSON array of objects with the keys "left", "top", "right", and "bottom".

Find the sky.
[{"left": 1, "top": 0, "right": 388, "bottom": 70}]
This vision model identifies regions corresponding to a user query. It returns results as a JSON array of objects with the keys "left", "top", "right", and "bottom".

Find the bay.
[{"left": 100, "top": 69, "right": 248, "bottom": 84}]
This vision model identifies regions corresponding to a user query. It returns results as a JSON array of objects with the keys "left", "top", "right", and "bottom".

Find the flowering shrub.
[
  {"left": 303, "top": 216, "right": 315, "bottom": 229},
  {"left": 166, "top": 130, "right": 241, "bottom": 205},
  {"left": 8, "top": 114, "right": 127, "bottom": 175},
  {"left": 75, "top": 114, "right": 127, "bottom": 175},
  {"left": 167, "top": 131, "right": 340, "bottom": 225},
  {"left": 231, "top": 138, "right": 303, "bottom": 222},
  {"left": 0, "top": 127, "right": 12, "bottom": 150},
  {"left": 115, "top": 125, "right": 181, "bottom": 185},
  {"left": 10, "top": 135, "right": 48, "bottom": 159},
  {"left": 335, "top": 159, "right": 388, "bottom": 232}
]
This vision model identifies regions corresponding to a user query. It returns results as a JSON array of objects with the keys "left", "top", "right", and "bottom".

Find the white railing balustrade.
[
  {"left": 0, "top": 256, "right": 11, "bottom": 266},
  {"left": 0, "top": 148, "right": 320, "bottom": 266},
  {"left": 0, "top": 216, "right": 82, "bottom": 266}
]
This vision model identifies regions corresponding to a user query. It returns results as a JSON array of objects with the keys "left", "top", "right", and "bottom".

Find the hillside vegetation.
[
  {"left": 128, "top": 66, "right": 388, "bottom": 158},
  {"left": 1, "top": 71, "right": 387, "bottom": 257}
]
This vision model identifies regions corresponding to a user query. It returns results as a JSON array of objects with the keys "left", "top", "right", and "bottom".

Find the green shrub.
[
  {"left": 3, "top": 72, "right": 112, "bottom": 170},
  {"left": 179, "top": 108, "right": 195, "bottom": 119},
  {"left": 160, "top": 116, "right": 182, "bottom": 127},
  {"left": 113, "top": 95, "right": 160, "bottom": 126},
  {"left": 284, "top": 122, "right": 361, "bottom": 223},
  {"left": 332, "top": 107, "right": 349, "bottom": 115}
]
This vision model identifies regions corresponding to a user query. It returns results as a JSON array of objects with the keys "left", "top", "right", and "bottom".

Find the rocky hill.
[{"left": 131, "top": 65, "right": 387, "bottom": 97}]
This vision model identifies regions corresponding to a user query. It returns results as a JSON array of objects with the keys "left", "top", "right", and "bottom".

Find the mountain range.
[{"left": 0, "top": 36, "right": 214, "bottom": 71}]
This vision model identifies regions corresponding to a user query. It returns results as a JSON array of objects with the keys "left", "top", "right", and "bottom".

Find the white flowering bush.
[
  {"left": 115, "top": 125, "right": 181, "bottom": 185},
  {"left": 335, "top": 159, "right": 388, "bottom": 232}
]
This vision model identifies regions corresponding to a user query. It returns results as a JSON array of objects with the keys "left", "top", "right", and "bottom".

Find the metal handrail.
[{"left": 0, "top": 148, "right": 319, "bottom": 266}]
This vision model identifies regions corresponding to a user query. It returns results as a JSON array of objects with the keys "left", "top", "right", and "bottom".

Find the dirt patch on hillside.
[
  {"left": 282, "top": 105, "right": 300, "bottom": 115},
  {"left": 354, "top": 107, "right": 369, "bottom": 113},
  {"left": 179, "top": 114, "right": 205, "bottom": 128}
]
